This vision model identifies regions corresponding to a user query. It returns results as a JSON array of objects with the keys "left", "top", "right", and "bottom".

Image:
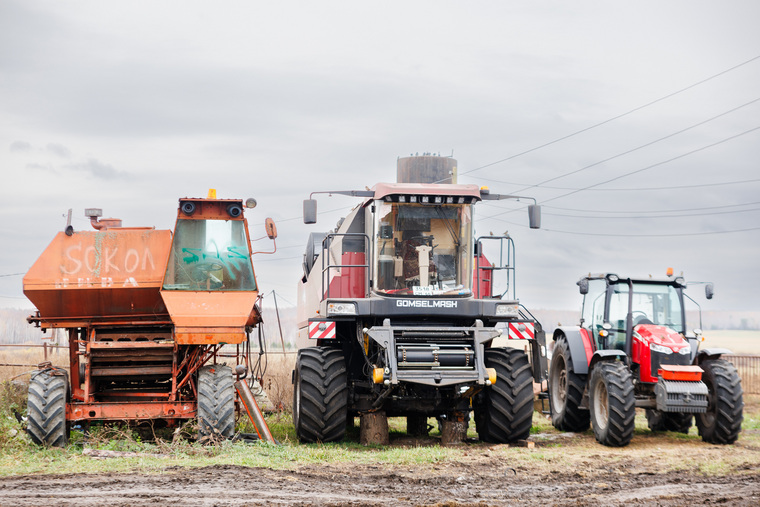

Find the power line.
[
  {"left": 467, "top": 96, "right": 760, "bottom": 193},
  {"left": 543, "top": 200, "right": 760, "bottom": 215},
  {"left": 454, "top": 54, "right": 760, "bottom": 180},
  {"left": 474, "top": 176, "right": 760, "bottom": 192},
  {"left": 539, "top": 226, "right": 760, "bottom": 238},
  {"left": 540, "top": 125, "right": 760, "bottom": 204},
  {"left": 543, "top": 206, "right": 760, "bottom": 220},
  {"left": 480, "top": 124, "right": 760, "bottom": 222}
]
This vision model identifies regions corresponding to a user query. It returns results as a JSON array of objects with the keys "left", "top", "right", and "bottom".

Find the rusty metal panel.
[
  {"left": 24, "top": 229, "right": 172, "bottom": 321},
  {"left": 161, "top": 291, "right": 257, "bottom": 344},
  {"left": 68, "top": 402, "right": 196, "bottom": 421}
]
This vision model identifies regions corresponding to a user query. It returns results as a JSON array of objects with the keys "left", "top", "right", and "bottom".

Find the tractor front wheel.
[
  {"left": 589, "top": 361, "right": 635, "bottom": 447},
  {"left": 27, "top": 370, "right": 69, "bottom": 447},
  {"left": 197, "top": 364, "right": 235, "bottom": 440},
  {"left": 549, "top": 336, "right": 590, "bottom": 432},
  {"left": 645, "top": 409, "right": 692, "bottom": 434},
  {"left": 475, "top": 347, "right": 534, "bottom": 443},
  {"left": 696, "top": 358, "right": 743, "bottom": 444},
  {"left": 293, "top": 347, "right": 348, "bottom": 443}
]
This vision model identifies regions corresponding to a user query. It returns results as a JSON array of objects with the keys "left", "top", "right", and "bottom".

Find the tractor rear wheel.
[
  {"left": 645, "top": 409, "right": 692, "bottom": 433},
  {"left": 549, "top": 336, "right": 590, "bottom": 432},
  {"left": 696, "top": 358, "right": 743, "bottom": 444},
  {"left": 589, "top": 361, "right": 635, "bottom": 447},
  {"left": 293, "top": 347, "right": 348, "bottom": 443},
  {"left": 475, "top": 347, "right": 534, "bottom": 443},
  {"left": 197, "top": 364, "right": 235, "bottom": 440},
  {"left": 27, "top": 370, "right": 69, "bottom": 447}
]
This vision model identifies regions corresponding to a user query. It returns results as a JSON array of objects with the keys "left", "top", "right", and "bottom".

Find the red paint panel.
[
  {"left": 326, "top": 252, "right": 366, "bottom": 298},
  {"left": 579, "top": 328, "right": 594, "bottom": 366}
]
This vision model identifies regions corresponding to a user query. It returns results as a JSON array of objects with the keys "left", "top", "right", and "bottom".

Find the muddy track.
[{"left": 1, "top": 462, "right": 759, "bottom": 506}]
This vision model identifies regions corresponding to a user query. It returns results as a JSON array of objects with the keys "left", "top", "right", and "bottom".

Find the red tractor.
[{"left": 549, "top": 272, "right": 743, "bottom": 446}]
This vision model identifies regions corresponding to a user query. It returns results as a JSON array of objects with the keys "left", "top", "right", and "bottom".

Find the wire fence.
[{"left": 1, "top": 344, "right": 758, "bottom": 394}]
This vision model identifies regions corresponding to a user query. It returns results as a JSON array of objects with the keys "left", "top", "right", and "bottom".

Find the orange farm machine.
[
  {"left": 293, "top": 155, "right": 547, "bottom": 444},
  {"left": 23, "top": 192, "right": 276, "bottom": 446}
]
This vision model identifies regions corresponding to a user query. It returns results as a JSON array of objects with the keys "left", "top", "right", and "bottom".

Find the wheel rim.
[
  {"left": 551, "top": 356, "right": 568, "bottom": 412},
  {"left": 593, "top": 377, "right": 609, "bottom": 432}
]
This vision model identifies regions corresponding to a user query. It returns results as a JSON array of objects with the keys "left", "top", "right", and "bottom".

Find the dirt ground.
[{"left": 1, "top": 436, "right": 758, "bottom": 507}]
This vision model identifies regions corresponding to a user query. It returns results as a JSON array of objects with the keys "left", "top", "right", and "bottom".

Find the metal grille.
[{"left": 724, "top": 355, "right": 760, "bottom": 395}]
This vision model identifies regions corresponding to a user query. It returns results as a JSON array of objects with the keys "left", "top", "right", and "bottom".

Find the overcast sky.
[{"left": 1, "top": 1, "right": 759, "bottom": 314}]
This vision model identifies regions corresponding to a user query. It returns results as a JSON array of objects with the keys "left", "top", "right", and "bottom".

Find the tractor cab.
[{"left": 579, "top": 273, "right": 707, "bottom": 383}]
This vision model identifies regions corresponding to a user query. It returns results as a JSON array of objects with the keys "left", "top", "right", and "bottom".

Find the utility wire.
[
  {"left": 482, "top": 124, "right": 760, "bottom": 222},
  {"left": 451, "top": 54, "right": 760, "bottom": 180},
  {"left": 470, "top": 96, "right": 760, "bottom": 193},
  {"left": 540, "top": 125, "right": 760, "bottom": 204},
  {"left": 539, "top": 226, "right": 760, "bottom": 238},
  {"left": 543, "top": 200, "right": 760, "bottom": 215},
  {"left": 543, "top": 206, "right": 760, "bottom": 219},
  {"left": 474, "top": 176, "right": 760, "bottom": 192}
]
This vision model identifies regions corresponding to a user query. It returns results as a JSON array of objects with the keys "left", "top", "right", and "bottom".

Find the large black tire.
[
  {"left": 696, "top": 358, "right": 743, "bottom": 444},
  {"left": 549, "top": 336, "right": 590, "bottom": 432},
  {"left": 589, "top": 361, "right": 635, "bottom": 447},
  {"left": 27, "top": 370, "right": 69, "bottom": 447},
  {"left": 197, "top": 364, "right": 235, "bottom": 440},
  {"left": 293, "top": 347, "right": 348, "bottom": 443},
  {"left": 475, "top": 347, "right": 534, "bottom": 443},
  {"left": 646, "top": 409, "right": 692, "bottom": 434}
]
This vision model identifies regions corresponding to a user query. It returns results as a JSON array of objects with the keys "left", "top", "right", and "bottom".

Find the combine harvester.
[
  {"left": 293, "top": 154, "right": 548, "bottom": 444},
  {"left": 23, "top": 191, "right": 276, "bottom": 446}
]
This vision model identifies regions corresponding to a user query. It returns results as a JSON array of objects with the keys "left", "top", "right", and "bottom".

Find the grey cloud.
[
  {"left": 25, "top": 162, "right": 55, "bottom": 173},
  {"left": 45, "top": 143, "right": 70, "bottom": 158},
  {"left": 10, "top": 141, "right": 31, "bottom": 153},
  {"left": 65, "top": 158, "right": 128, "bottom": 180}
]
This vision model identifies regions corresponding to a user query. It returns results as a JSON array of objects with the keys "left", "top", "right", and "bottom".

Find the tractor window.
[
  {"left": 581, "top": 279, "right": 606, "bottom": 335},
  {"left": 373, "top": 201, "right": 473, "bottom": 296},
  {"left": 630, "top": 283, "right": 683, "bottom": 330},
  {"left": 163, "top": 219, "right": 256, "bottom": 291}
]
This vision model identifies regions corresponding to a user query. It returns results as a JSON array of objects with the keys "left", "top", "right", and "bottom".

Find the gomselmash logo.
[{"left": 395, "top": 300, "right": 458, "bottom": 308}]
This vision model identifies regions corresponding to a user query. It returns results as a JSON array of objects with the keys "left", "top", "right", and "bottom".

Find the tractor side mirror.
[
  {"left": 264, "top": 218, "right": 278, "bottom": 239},
  {"left": 528, "top": 204, "right": 541, "bottom": 229},
  {"left": 303, "top": 199, "right": 317, "bottom": 224},
  {"left": 705, "top": 283, "right": 714, "bottom": 300},
  {"left": 577, "top": 278, "right": 589, "bottom": 295}
]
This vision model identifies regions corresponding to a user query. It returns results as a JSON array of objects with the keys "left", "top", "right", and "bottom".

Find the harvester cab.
[
  {"left": 23, "top": 191, "right": 276, "bottom": 446},
  {"left": 293, "top": 155, "right": 547, "bottom": 445},
  {"left": 550, "top": 271, "right": 743, "bottom": 447}
]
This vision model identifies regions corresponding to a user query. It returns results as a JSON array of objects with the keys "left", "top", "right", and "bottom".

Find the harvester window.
[
  {"left": 163, "top": 219, "right": 256, "bottom": 291},
  {"left": 373, "top": 201, "right": 473, "bottom": 296}
]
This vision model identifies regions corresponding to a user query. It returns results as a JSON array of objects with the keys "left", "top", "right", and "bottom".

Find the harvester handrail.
[
  {"left": 321, "top": 232, "right": 371, "bottom": 299},
  {"left": 475, "top": 235, "right": 516, "bottom": 300}
]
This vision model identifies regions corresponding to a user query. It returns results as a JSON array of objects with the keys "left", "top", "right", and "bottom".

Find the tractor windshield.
[
  {"left": 372, "top": 201, "right": 473, "bottom": 296},
  {"left": 608, "top": 283, "right": 684, "bottom": 331},
  {"left": 163, "top": 219, "right": 256, "bottom": 291}
]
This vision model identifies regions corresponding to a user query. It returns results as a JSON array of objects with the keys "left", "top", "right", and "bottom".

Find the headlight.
[
  {"left": 650, "top": 343, "right": 673, "bottom": 354},
  {"left": 495, "top": 304, "right": 519, "bottom": 317},
  {"left": 327, "top": 302, "right": 357, "bottom": 315},
  {"left": 678, "top": 346, "right": 691, "bottom": 355}
]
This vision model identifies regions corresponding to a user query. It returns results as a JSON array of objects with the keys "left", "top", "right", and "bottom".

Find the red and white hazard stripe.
[
  {"left": 507, "top": 322, "right": 535, "bottom": 340},
  {"left": 308, "top": 320, "right": 336, "bottom": 339}
]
